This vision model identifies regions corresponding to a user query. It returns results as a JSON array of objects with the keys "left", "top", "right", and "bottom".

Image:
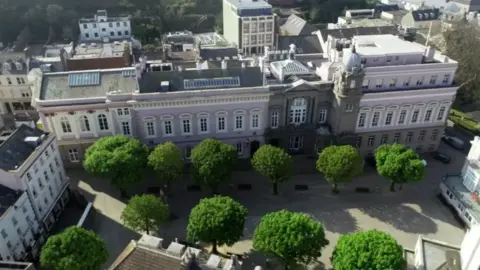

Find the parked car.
[
  {"left": 442, "top": 135, "right": 465, "bottom": 150},
  {"left": 432, "top": 152, "right": 451, "bottom": 164}
]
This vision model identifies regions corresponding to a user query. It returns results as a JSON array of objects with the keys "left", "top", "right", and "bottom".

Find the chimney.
[
  {"left": 288, "top": 44, "right": 296, "bottom": 60},
  {"left": 140, "top": 56, "right": 147, "bottom": 71},
  {"left": 135, "top": 64, "right": 142, "bottom": 79},
  {"left": 196, "top": 61, "right": 202, "bottom": 70},
  {"left": 241, "top": 62, "right": 246, "bottom": 68},
  {"left": 221, "top": 60, "right": 227, "bottom": 69}
]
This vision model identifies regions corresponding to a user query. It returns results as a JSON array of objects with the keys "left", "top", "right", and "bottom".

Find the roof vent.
[
  {"left": 24, "top": 136, "right": 41, "bottom": 148},
  {"left": 160, "top": 81, "right": 170, "bottom": 91}
]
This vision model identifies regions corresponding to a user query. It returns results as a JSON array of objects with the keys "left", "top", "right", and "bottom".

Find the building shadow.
[
  {"left": 358, "top": 204, "right": 438, "bottom": 234},
  {"left": 308, "top": 209, "right": 358, "bottom": 235}
]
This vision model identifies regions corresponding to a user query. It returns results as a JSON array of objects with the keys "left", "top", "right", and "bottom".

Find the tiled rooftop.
[
  {"left": 443, "top": 174, "right": 480, "bottom": 222},
  {"left": 0, "top": 125, "right": 45, "bottom": 172}
]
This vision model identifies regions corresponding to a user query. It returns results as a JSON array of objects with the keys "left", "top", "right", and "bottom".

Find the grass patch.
[{"left": 449, "top": 109, "right": 480, "bottom": 133}]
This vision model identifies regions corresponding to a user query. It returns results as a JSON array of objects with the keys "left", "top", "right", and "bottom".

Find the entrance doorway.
[{"left": 250, "top": 140, "right": 260, "bottom": 157}]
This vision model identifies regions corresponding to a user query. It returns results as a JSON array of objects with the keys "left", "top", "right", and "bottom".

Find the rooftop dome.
[{"left": 342, "top": 45, "right": 362, "bottom": 72}]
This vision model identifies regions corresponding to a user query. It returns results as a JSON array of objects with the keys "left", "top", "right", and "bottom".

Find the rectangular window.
[
  {"left": 163, "top": 120, "right": 173, "bottom": 136},
  {"left": 289, "top": 136, "right": 304, "bottom": 150},
  {"left": 375, "top": 79, "right": 383, "bottom": 88},
  {"left": 291, "top": 108, "right": 306, "bottom": 124},
  {"left": 318, "top": 109, "right": 327, "bottom": 123},
  {"left": 429, "top": 75, "right": 437, "bottom": 84},
  {"left": 271, "top": 112, "right": 279, "bottom": 128},
  {"left": 437, "top": 107, "right": 446, "bottom": 121},
  {"left": 393, "top": 133, "right": 400, "bottom": 143},
  {"left": 367, "top": 136, "right": 375, "bottom": 147},
  {"left": 68, "top": 149, "right": 79, "bottom": 162},
  {"left": 398, "top": 110, "right": 407, "bottom": 124},
  {"left": 371, "top": 112, "right": 380, "bottom": 127},
  {"left": 251, "top": 114, "right": 260, "bottom": 129},
  {"left": 26, "top": 172, "right": 32, "bottom": 181},
  {"left": 356, "top": 136, "right": 362, "bottom": 148},
  {"left": 362, "top": 79, "right": 369, "bottom": 89},
  {"left": 185, "top": 147, "right": 191, "bottom": 159},
  {"left": 424, "top": 108, "right": 433, "bottom": 122},
  {"left": 182, "top": 119, "right": 192, "bottom": 134},
  {"left": 217, "top": 116, "right": 226, "bottom": 132},
  {"left": 146, "top": 121, "right": 155, "bottom": 136},
  {"left": 411, "top": 109, "right": 419, "bottom": 123},
  {"left": 117, "top": 108, "right": 123, "bottom": 116},
  {"left": 12, "top": 217, "right": 18, "bottom": 226},
  {"left": 418, "top": 130, "right": 426, "bottom": 141},
  {"left": 385, "top": 111, "right": 393, "bottom": 125},
  {"left": 124, "top": 108, "right": 130, "bottom": 115},
  {"left": 83, "top": 24, "right": 87, "bottom": 29},
  {"left": 345, "top": 104, "right": 354, "bottom": 112},
  {"left": 416, "top": 77, "right": 424, "bottom": 86},
  {"left": 358, "top": 112, "right": 366, "bottom": 128},
  {"left": 199, "top": 118, "right": 209, "bottom": 133},
  {"left": 122, "top": 122, "right": 131, "bottom": 135},
  {"left": 389, "top": 78, "right": 397, "bottom": 87},
  {"left": 386, "top": 56, "right": 392, "bottom": 63},
  {"left": 236, "top": 142, "right": 243, "bottom": 155},
  {"left": 235, "top": 115, "right": 244, "bottom": 130},
  {"left": 116, "top": 22, "right": 120, "bottom": 27},
  {"left": 380, "top": 134, "right": 388, "bottom": 144},
  {"left": 431, "top": 129, "right": 438, "bottom": 141},
  {"left": 54, "top": 157, "right": 59, "bottom": 167},
  {"left": 442, "top": 74, "right": 450, "bottom": 84},
  {"left": 405, "top": 132, "right": 413, "bottom": 143},
  {"left": 49, "top": 164, "right": 54, "bottom": 174}
]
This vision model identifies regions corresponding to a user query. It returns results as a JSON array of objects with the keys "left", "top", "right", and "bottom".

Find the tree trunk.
[
  {"left": 390, "top": 182, "right": 396, "bottom": 192},
  {"left": 145, "top": 219, "right": 150, "bottom": 235},
  {"left": 211, "top": 240, "right": 218, "bottom": 254},
  {"left": 273, "top": 182, "right": 278, "bottom": 195},
  {"left": 332, "top": 183, "right": 339, "bottom": 194}
]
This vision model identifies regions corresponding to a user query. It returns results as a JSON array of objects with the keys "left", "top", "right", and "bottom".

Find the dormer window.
[{"left": 15, "top": 62, "right": 22, "bottom": 70}]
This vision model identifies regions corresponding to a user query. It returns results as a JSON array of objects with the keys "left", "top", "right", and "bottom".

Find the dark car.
[
  {"left": 442, "top": 135, "right": 465, "bottom": 150},
  {"left": 432, "top": 152, "right": 451, "bottom": 164}
]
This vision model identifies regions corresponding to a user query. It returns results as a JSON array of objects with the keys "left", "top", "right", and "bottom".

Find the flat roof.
[
  {"left": 443, "top": 174, "right": 480, "bottom": 222},
  {"left": 0, "top": 185, "right": 22, "bottom": 217},
  {"left": 352, "top": 34, "right": 425, "bottom": 55},
  {"left": 224, "top": 0, "right": 272, "bottom": 9},
  {"left": 418, "top": 236, "right": 461, "bottom": 270},
  {"left": 0, "top": 125, "right": 45, "bottom": 172}
]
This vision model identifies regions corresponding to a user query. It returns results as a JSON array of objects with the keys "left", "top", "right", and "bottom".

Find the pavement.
[{"left": 66, "top": 129, "right": 471, "bottom": 269}]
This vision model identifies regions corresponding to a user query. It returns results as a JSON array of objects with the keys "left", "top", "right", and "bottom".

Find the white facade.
[
  {"left": 0, "top": 192, "right": 41, "bottom": 261},
  {"left": 78, "top": 10, "right": 131, "bottom": 41},
  {"left": 461, "top": 226, "right": 480, "bottom": 270}
]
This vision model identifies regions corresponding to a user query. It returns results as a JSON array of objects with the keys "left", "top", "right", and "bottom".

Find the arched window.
[
  {"left": 79, "top": 116, "right": 90, "bottom": 132},
  {"left": 60, "top": 117, "right": 72, "bottom": 133},
  {"left": 290, "top": 98, "right": 307, "bottom": 124},
  {"left": 98, "top": 114, "right": 109, "bottom": 130}
]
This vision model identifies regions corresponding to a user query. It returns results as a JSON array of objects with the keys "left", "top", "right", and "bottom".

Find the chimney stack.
[
  {"left": 221, "top": 60, "right": 227, "bottom": 69},
  {"left": 241, "top": 62, "right": 246, "bottom": 69}
]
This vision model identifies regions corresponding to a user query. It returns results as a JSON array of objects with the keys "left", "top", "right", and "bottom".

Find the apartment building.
[
  {"left": 222, "top": 0, "right": 275, "bottom": 55},
  {"left": 0, "top": 125, "right": 70, "bottom": 238},
  {"left": 29, "top": 58, "right": 268, "bottom": 167},
  {"left": 78, "top": 10, "right": 131, "bottom": 42}
]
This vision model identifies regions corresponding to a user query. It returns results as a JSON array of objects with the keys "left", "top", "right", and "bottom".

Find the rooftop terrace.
[{"left": 443, "top": 174, "right": 480, "bottom": 223}]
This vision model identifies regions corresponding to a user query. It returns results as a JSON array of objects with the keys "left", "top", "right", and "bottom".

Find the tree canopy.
[
  {"left": 190, "top": 138, "right": 237, "bottom": 194},
  {"left": 83, "top": 135, "right": 149, "bottom": 191},
  {"left": 40, "top": 226, "right": 108, "bottom": 270},
  {"left": 148, "top": 142, "right": 184, "bottom": 188},
  {"left": 253, "top": 210, "right": 329, "bottom": 268},
  {"left": 331, "top": 230, "right": 405, "bottom": 270},
  {"left": 121, "top": 194, "right": 170, "bottom": 235},
  {"left": 316, "top": 145, "right": 363, "bottom": 193},
  {"left": 375, "top": 144, "right": 424, "bottom": 191},
  {"left": 251, "top": 145, "right": 292, "bottom": 195},
  {"left": 187, "top": 196, "right": 248, "bottom": 254}
]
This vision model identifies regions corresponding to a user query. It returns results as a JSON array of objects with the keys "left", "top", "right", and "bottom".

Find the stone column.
[
  {"left": 107, "top": 110, "right": 117, "bottom": 135},
  {"left": 89, "top": 113, "right": 98, "bottom": 137},
  {"left": 68, "top": 114, "right": 80, "bottom": 139}
]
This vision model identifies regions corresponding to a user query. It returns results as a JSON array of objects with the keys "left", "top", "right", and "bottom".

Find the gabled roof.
[
  {"left": 411, "top": 8, "right": 440, "bottom": 21},
  {"left": 0, "top": 125, "right": 45, "bottom": 172},
  {"left": 277, "top": 35, "right": 323, "bottom": 54},
  {"left": 281, "top": 14, "right": 318, "bottom": 36}
]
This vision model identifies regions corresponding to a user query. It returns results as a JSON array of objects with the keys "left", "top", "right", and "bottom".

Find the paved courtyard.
[{"left": 67, "top": 141, "right": 468, "bottom": 269}]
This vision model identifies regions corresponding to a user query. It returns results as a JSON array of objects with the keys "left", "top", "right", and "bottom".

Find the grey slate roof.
[
  {"left": 0, "top": 184, "right": 22, "bottom": 217},
  {"left": 277, "top": 35, "right": 323, "bottom": 54},
  {"left": 0, "top": 125, "right": 44, "bottom": 172},
  {"left": 0, "top": 52, "right": 28, "bottom": 75},
  {"left": 281, "top": 14, "right": 318, "bottom": 36},
  {"left": 138, "top": 66, "right": 263, "bottom": 93},
  {"left": 411, "top": 8, "right": 440, "bottom": 21},
  {"left": 40, "top": 68, "right": 138, "bottom": 100},
  {"left": 319, "top": 26, "right": 399, "bottom": 42},
  {"left": 199, "top": 48, "right": 239, "bottom": 61},
  {"left": 374, "top": 4, "right": 400, "bottom": 12}
]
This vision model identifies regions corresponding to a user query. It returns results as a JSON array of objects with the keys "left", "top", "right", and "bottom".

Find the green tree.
[
  {"left": 191, "top": 138, "right": 237, "bottom": 194},
  {"left": 253, "top": 210, "right": 329, "bottom": 269},
  {"left": 375, "top": 143, "right": 425, "bottom": 191},
  {"left": 83, "top": 135, "right": 149, "bottom": 196},
  {"left": 331, "top": 230, "right": 405, "bottom": 270},
  {"left": 148, "top": 141, "right": 184, "bottom": 194},
  {"left": 187, "top": 196, "right": 248, "bottom": 254},
  {"left": 143, "top": 43, "right": 158, "bottom": 52},
  {"left": 121, "top": 194, "right": 169, "bottom": 234},
  {"left": 316, "top": 145, "right": 364, "bottom": 193},
  {"left": 251, "top": 145, "right": 292, "bottom": 195},
  {"left": 40, "top": 226, "right": 108, "bottom": 270}
]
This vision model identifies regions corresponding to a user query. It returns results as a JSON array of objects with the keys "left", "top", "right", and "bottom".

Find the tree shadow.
[
  {"left": 308, "top": 209, "right": 358, "bottom": 235},
  {"left": 358, "top": 204, "right": 438, "bottom": 234}
]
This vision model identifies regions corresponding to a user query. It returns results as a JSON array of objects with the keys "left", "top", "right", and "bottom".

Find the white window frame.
[
  {"left": 68, "top": 149, "right": 79, "bottom": 163},
  {"left": 270, "top": 111, "right": 279, "bottom": 129},
  {"left": 180, "top": 113, "right": 193, "bottom": 135},
  {"left": 289, "top": 136, "right": 304, "bottom": 150},
  {"left": 60, "top": 117, "right": 72, "bottom": 133},
  {"left": 318, "top": 108, "right": 327, "bottom": 123},
  {"left": 98, "top": 114, "right": 109, "bottom": 130},
  {"left": 371, "top": 111, "right": 381, "bottom": 127},
  {"left": 121, "top": 121, "right": 131, "bottom": 135},
  {"left": 216, "top": 111, "right": 228, "bottom": 132},
  {"left": 185, "top": 146, "right": 192, "bottom": 160},
  {"left": 161, "top": 115, "right": 174, "bottom": 137},
  {"left": 361, "top": 79, "right": 369, "bottom": 89},
  {"left": 143, "top": 117, "right": 156, "bottom": 138},
  {"left": 290, "top": 98, "right": 307, "bottom": 125},
  {"left": 234, "top": 110, "right": 246, "bottom": 131},
  {"left": 236, "top": 142, "right": 243, "bottom": 156},
  {"left": 78, "top": 115, "right": 90, "bottom": 132},
  {"left": 197, "top": 113, "right": 210, "bottom": 134},
  {"left": 117, "top": 108, "right": 123, "bottom": 116},
  {"left": 357, "top": 108, "right": 370, "bottom": 128},
  {"left": 250, "top": 109, "right": 262, "bottom": 130}
]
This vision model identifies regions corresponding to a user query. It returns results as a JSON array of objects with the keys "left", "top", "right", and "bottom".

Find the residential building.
[
  {"left": 78, "top": 10, "right": 131, "bottom": 42},
  {"left": 404, "top": 225, "right": 480, "bottom": 270},
  {"left": 440, "top": 136, "right": 480, "bottom": 227},
  {"left": 65, "top": 41, "right": 132, "bottom": 71},
  {"left": 449, "top": 0, "right": 480, "bottom": 12},
  {"left": 401, "top": 8, "right": 441, "bottom": 29},
  {"left": 262, "top": 34, "right": 458, "bottom": 155},
  {"left": 0, "top": 261, "right": 35, "bottom": 270},
  {"left": 109, "top": 234, "right": 248, "bottom": 270},
  {"left": 0, "top": 184, "right": 41, "bottom": 262},
  {"left": 30, "top": 58, "right": 268, "bottom": 167},
  {"left": 0, "top": 125, "right": 70, "bottom": 238},
  {"left": 222, "top": 0, "right": 276, "bottom": 55},
  {"left": 0, "top": 47, "right": 35, "bottom": 118}
]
